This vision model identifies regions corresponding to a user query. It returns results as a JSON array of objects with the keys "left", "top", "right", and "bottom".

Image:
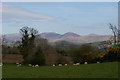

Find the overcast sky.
[{"left": 2, "top": 2, "right": 118, "bottom": 35}]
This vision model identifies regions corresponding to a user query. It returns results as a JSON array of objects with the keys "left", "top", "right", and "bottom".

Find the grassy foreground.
[{"left": 2, "top": 62, "right": 119, "bottom": 78}]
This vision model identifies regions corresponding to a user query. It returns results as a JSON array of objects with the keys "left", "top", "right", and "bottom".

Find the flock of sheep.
[
  {"left": 0, "top": 61, "right": 100, "bottom": 67},
  {"left": 14, "top": 61, "right": 100, "bottom": 67}
]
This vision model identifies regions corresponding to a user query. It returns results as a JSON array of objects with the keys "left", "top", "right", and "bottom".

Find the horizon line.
[{"left": 1, "top": 32, "right": 113, "bottom": 36}]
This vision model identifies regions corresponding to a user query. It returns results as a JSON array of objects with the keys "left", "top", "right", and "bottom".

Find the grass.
[{"left": 2, "top": 62, "right": 119, "bottom": 78}]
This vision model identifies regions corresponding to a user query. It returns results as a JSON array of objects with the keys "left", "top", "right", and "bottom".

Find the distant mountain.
[
  {"left": 1, "top": 32, "right": 112, "bottom": 44},
  {"left": 51, "top": 35, "right": 111, "bottom": 44},
  {"left": 3, "top": 33, "right": 21, "bottom": 42},
  {"left": 60, "top": 32, "right": 80, "bottom": 38},
  {"left": 39, "top": 32, "right": 61, "bottom": 39},
  {"left": 87, "top": 34, "right": 99, "bottom": 36},
  {"left": 39, "top": 32, "right": 80, "bottom": 39}
]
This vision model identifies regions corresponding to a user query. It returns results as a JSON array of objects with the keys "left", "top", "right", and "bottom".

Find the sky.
[{"left": 1, "top": 2, "right": 118, "bottom": 35}]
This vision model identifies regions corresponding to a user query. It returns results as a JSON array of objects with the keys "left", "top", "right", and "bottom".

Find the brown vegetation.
[{"left": 2, "top": 54, "right": 23, "bottom": 63}]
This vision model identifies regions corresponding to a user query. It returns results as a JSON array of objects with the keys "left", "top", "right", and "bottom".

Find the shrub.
[
  {"left": 69, "top": 44, "right": 96, "bottom": 63},
  {"left": 55, "top": 56, "right": 67, "bottom": 65},
  {"left": 25, "top": 48, "right": 45, "bottom": 65},
  {"left": 94, "top": 53, "right": 105, "bottom": 62},
  {"left": 103, "top": 47, "right": 120, "bottom": 62}
]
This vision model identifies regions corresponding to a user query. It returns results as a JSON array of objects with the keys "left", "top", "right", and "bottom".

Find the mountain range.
[{"left": 1, "top": 32, "right": 112, "bottom": 44}]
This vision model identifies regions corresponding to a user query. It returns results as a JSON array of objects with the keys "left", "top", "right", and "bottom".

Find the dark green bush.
[
  {"left": 25, "top": 48, "right": 45, "bottom": 65},
  {"left": 69, "top": 44, "right": 96, "bottom": 63},
  {"left": 103, "top": 47, "right": 120, "bottom": 62}
]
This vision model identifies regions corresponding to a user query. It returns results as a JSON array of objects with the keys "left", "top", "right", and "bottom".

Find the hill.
[
  {"left": 60, "top": 32, "right": 80, "bottom": 38},
  {"left": 39, "top": 32, "right": 61, "bottom": 39},
  {"left": 1, "top": 32, "right": 111, "bottom": 44}
]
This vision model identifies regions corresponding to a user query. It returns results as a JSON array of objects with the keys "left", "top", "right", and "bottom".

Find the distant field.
[{"left": 2, "top": 62, "right": 119, "bottom": 78}]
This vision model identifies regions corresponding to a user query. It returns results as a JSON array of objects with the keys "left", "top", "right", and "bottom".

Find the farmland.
[{"left": 2, "top": 62, "right": 119, "bottom": 78}]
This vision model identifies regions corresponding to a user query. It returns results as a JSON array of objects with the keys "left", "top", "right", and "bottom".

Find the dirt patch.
[{"left": 2, "top": 54, "right": 23, "bottom": 63}]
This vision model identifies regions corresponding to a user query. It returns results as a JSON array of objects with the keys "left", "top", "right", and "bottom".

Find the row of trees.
[
  {"left": 2, "top": 25, "right": 120, "bottom": 65},
  {"left": 18, "top": 26, "right": 120, "bottom": 65}
]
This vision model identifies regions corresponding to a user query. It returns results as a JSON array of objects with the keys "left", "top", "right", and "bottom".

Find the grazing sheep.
[
  {"left": 97, "top": 61, "right": 100, "bottom": 63},
  {"left": 16, "top": 63, "right": 19, "bottom": 65},
  {"left": 17, "top": 64, "right": 21, "bottom": 67},
  {"left": 53, "top": 64, "right": 55, "bottom": 66},
  {"left": 28, "top": 64, "right": 32, "bottom": 66},
  {"left": 58, "top": 64, "right": 62, "bottom": 66},
  {"left": 35, "top": 65, "right": 39, "bottom": 67},
  {"left": 84, "top": 62, "right": 88, "bottom": 64},
  {"left": 76, "top": 63, "right": 80, "bottom": 65},
  {"left": 65, "top": 64, "right": 67, "bottom": 66},
  {"left": 73, "top": 63, "right": 80, "bottom": 66}
]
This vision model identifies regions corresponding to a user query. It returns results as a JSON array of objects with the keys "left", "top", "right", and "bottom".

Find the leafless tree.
[
  {"left": 19, "top": 27, "right": 38, "bottom": 63},
  {"left": 109, "top": 23, "right": 118, "bottom": 44}
]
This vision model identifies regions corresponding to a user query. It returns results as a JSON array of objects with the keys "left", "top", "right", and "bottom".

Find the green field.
[{"left": 2, "top": 62, "right": 119, "bottom": 78}]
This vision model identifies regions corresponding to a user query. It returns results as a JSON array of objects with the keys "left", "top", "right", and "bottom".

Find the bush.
[
  {"left": 69, "top": 44, "right": 96, "bottom": 63},
  {"left": 55, "top": 56, "right": 68, "bottom": 65},
  {"left": 25, "top": 48, "right": 45, "bottom": 65},
  {"left": 103, "top": 47, "right": 120, "bottom": 62},
  {"left": 94, "top": 53, "right": 105, "bottom": 62}
]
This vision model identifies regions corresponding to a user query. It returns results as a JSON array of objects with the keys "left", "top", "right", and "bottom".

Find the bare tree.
[
  {"left": 109, "top": 23, "right": 118, "bottom": 44},
  {"left": 2, "top": 35, "right": 7, "bottom": 58},
  {"left": 19, "top": 27, "right": 38, "bottom": 63},
  {"left": 118, "top": 26, "right": 120, "bottom": 43},
  {"left": 2, "top": 35, "right": 7, "bottom": 44}
]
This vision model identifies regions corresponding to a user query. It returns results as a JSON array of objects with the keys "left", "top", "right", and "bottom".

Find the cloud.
[{"left": 2, "top": 3, "right": 53, "bottom": 23}]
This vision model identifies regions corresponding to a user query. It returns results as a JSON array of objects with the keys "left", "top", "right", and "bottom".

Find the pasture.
[{"left": 2, "top": 62, "right": 119, "bottom": 78}]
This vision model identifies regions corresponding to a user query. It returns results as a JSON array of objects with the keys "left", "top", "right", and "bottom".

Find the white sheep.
[
  {"left": 53, "top": 64, "right": 55, "bottom": 66},
  {"left": 73, "top": 63, "right": 80, "bottom": 66},
  {"left": 84, "top": 62, "right": 88, "bottom": 64},
  {"left": 76, "top": 63, "right": 80, "bottom": 65},
  {"left": 35, "top": 65, "right": 39, "bottom": 67},
  {"left": 17, "top": 64, "right": 21, "bottom": 67},
  {"left": 65, "top": 64, "right": 67, "bottom": 66},
  {"left": 97, "top": 61, "right": 100, "bottom": 63},
  {"left": 16, "top": 63, "right": 19, "bottom": 65},
  {"left": 28, "top": 64, "right": 32, "bottom": 66},
  {"left": 58, "top": 64, "right": 62, "bottom": 66}
]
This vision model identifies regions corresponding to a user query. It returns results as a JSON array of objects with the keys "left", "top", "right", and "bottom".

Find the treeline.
[{"left": 2, "top": 27, "right": 120, "bottom": 65}]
